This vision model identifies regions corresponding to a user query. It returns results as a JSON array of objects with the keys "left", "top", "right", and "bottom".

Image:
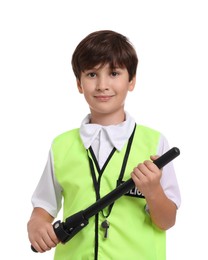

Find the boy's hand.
[
  {"left": 131, "top": 155, "right": 162, "bottom": 199},
  {"left": 131, "top": 155, "right": 177, "bottom": 230},
  {"left": 27, "top": 208, "right": 59, "bottom": 253}
]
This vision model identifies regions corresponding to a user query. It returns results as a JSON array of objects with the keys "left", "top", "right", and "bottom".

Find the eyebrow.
[{"left": 84, "top": 65, "right": 123, "bottom": 72}]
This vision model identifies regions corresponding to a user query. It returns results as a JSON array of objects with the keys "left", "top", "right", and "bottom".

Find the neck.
[{"left": 90, "top": 110, "right": 126, "bottom": 126}]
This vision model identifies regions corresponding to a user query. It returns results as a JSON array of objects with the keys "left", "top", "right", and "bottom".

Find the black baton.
[{"left": 31, "top": 147, "right": 180, "bottom": 252}]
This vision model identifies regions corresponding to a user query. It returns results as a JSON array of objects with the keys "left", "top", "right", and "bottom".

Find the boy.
[{"left": 27, "top": 30, "right": 181, "bottom": 259}]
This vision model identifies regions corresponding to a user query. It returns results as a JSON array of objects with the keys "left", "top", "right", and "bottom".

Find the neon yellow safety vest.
[{"left": 52, "top": 125, "right": 166, "bottom": 260}]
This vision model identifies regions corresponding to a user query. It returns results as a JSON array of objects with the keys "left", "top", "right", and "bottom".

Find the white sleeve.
[
  {"left": 31, "top": 149, "right": 62, "bottom": 217},
  {"left": 157, "top": 135, "right": 181, "bottom": 209}
]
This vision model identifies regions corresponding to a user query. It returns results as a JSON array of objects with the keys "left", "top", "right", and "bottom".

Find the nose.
[{"left": 96, "top": 76, "right": 109, "bottom": 91}]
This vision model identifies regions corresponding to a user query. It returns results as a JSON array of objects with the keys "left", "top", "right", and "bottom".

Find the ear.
[
  {"left": 77, "top": 79, "right": 84, "bottom": 94},
  {"left": 128, "top": 76, "right": 136, "bottom": 92}
]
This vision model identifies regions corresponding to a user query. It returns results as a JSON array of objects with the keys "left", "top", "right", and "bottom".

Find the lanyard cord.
[{"left": 88, "top": 124, "right": 136, "bottom": 218}]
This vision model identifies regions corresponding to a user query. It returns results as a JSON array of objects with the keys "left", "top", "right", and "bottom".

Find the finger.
[
  {"left": 131, "top": 166, "right": 148, "bottom": 183},
  {"left": 150, "top": 155, "right": 159, "bottom": 161},
  {"left": 144, "top": 160, "right": 159, "bottom": 172},
  {"left": 32, "top": 239, "right": 49, "bottom": 253},
  {"left": 39, "top": 238, "right": 53, "bottom": 252},
  {"left": 137, "top": 162, "right": 151, "bottom": 176},
  {"left": 43, "top": 232, "right": 58, "bottom": 249},
  {"left": 31, "top": 242, "right": 44, "bottom": 253},
  {"left": 35, "top": 231, "right": 57, "bottom": 252},
  {"left": 47, "top": 227, "right": 59, "bottom": 245},
  {"left": 131, "top": 171, "right": 143, "bottom": 185}
]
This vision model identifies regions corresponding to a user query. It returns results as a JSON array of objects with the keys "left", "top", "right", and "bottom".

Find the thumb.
[{"left": 150, "top": 155, "right": 160, "bottom": 161}]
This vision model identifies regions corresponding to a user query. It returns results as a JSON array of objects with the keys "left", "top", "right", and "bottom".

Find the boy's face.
[{"left": 77, "top": 64, "right": 136, "bottom": 124}]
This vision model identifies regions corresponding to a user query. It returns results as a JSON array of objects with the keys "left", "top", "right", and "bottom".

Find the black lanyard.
[{"left": 87, "top": 124, "right": 136, "bottom": 218}]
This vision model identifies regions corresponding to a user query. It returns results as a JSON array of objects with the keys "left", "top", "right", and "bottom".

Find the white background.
[{"left": 0, "top": 0, "right": 207, "bottom": 259}]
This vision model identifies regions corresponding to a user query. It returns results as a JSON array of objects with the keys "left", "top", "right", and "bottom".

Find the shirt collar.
[{"left": 79, "top": 112, "right": 136, "bottom": 151}]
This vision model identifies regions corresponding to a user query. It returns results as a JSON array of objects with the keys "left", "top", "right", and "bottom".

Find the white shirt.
[
  {"left": 80, "top": 112, "right": 136, "bottom": 169},
  {"left": 31, "top": 112, "right": 181, "bottom": 217}
]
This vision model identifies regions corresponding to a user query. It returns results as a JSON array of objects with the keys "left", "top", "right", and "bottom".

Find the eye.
[
  {"left": 87, "top": 72, "right": 96, "bottom": 78},
  {"left": 111, "top": 71, "right": 119, "bottom": 77}
]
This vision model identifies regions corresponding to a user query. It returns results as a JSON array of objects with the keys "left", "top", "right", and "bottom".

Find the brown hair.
[{"left": 71, "top": 30, "right": 138, "bottom": 81}]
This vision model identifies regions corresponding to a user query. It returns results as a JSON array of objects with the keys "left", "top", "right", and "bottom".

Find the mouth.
[{"left": 94, "top": 95, "right": 114, "bottom": 102}]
